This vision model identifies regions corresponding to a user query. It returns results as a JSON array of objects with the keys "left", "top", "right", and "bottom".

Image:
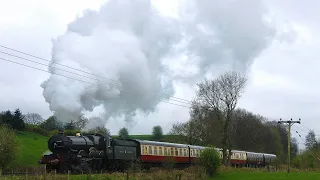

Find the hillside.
[
  {"left": 13, "top": 132, "right": 187, "bottom": 168},
  {"left": 15, "top": 131, "right": 49, "bottom": 167}
]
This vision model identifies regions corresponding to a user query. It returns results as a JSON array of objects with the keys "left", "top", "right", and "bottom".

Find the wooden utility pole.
[{"left": 278, "top": 118, "right": 301, "bottom": 173}]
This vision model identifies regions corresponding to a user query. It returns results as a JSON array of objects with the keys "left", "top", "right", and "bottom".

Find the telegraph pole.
[{"left": 278, "top": 118, "right": 301, "bottom": 173}]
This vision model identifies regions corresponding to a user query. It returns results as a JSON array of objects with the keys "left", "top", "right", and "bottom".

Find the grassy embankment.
[{"left": 1, "top": 168, "right": 320, "bottom": 180}]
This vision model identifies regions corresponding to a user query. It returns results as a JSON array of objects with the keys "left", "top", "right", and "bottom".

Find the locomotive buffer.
[{"left": 278, "top": 118, "right": 301, "bottom": 173}]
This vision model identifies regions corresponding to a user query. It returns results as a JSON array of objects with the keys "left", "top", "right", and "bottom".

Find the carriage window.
[
  {"left": 159, "top": 147, "right": 163, "bottom": 155},
  {"left": 183, "top": 149, "right": 187, "bottom": 156},
  {"left": 145, "top": 146, "right": 148, "bottom": 154},
  {"left": 175, "top": 148, "right": 178, "bottom": 156},
  {"left": 170, "top": 148, "right": 174, "bottom": 156},
  {"left": 154, "top": 146, "right": 158, "bottom": 155},
  {"left": 164, "top": 147, "right": 168, "bottom": 155},
  {"left": 191, "top": 149, "right": 193, "bottom": 156},
  {"left": 179, "top": 149, "right": 182, "bottom": 156},
  {"left": 149, "top": 146, "right": 152, "bottom": 155}
]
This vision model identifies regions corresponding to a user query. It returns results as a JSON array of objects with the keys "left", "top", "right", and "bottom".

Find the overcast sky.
[{"left": 0, "top": 0, "right": 318, "bottom": 149}]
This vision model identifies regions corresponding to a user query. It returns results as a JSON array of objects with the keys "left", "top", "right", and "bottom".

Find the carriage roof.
[{"left": 133, "top": 139, "right": 189, "bottom": 148}]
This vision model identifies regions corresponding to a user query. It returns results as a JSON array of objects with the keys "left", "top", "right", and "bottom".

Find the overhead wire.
[
  {"left": 0, "top": 44, "right": 193, "bottom": 105},
  {"left": 0, "top": 56, "right": 191, "bottom": 108},
  {"left": 0, "top": 45, "right": 193, "bottom": 107}
]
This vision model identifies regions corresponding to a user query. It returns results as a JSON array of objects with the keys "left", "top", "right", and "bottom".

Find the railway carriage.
[
  {"left": 263, "top": 153, "right": 277, "bottom": 166},
  {"left": 229, "top": 150, "right": 247, "bottom": 167},
  {"left": 137, "top": 140, "right": 189, "bottom": 165},
  {"left": 246, "top": 152, "right": 264, "bottom": 167}
]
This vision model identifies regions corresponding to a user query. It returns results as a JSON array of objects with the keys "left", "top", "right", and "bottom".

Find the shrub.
[
  {"left": 25, "top": 124, "right": 49, "bottom": 136},
  {"left": 199, "top": 146, "right": 221, "bottom": 177},
  {"left": 0, "top": 125, "right": 20, "bottom": 169}
]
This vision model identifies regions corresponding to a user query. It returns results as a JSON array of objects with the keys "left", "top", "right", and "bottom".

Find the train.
[{"left": 39, "top": 131, "right": 277, "bottom": 173}]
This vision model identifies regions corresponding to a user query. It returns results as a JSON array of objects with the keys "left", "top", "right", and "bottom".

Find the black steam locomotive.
[{"left": 39, "top": 131, "right": 138, "bottom": 173}]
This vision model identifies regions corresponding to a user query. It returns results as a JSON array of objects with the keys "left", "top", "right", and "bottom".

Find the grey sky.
[{"left": 0, "top": 0, "right": 317, "bottom": 149}]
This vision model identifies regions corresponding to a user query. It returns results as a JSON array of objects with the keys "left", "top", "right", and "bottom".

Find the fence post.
[
  {"left": 26, "top": 169, "right": 28, "bottom": 179},
  {"left": 68, "top": 170, "right": 70, "bottom": 180},
  {"left": 44, "top": 165, "right": 47, "bottom": 180},
  {"left": 126, "top": 171, "right": 129, "bottom": 180},
  {"left": 0, "top": 169, "right": 2, "bottom": 177}
]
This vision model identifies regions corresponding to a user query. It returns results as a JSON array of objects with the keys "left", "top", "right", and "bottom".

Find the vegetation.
[
  {"left": 0, "top": 125, "right": 20, "bottom": 169},
  {"left": 152, "top": 125, "right": 163, "bottom": 141},
  {"left": 195, "top": 71, "right": 247, "bottom": 165},
  {"left": 199, "top": 146, "right": 221, "bottom": 177},
  {"left": 118, "top": 127, "right": 129, "bottom": 140},
  {"left": 15, "top": 132, "right": 49, "bottom": 167},
  {"left": 170, "top": 72, "right": 298, "bottom": 168},
  {"left": 1, "top": 167, "right": 320, "bottom": 180},
  {"left": 292, "top": 130, "right": 320, "bottom": 169},
  {"left": 0, "top": 109, "right": 25, "bottom": 131},
  {"left": 1, "top": 70, "right": 320, "bottom": 178}
]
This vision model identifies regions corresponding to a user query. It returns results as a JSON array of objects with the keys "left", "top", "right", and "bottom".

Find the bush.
[
  {"left": 25, "top": 124, "right": 49, "bottom": 136},
  {"left": 0, "top": 125, "right": 20, "bottom": 169},
  {"left": 199, "top": 146, "right": 221, "bottom": 177},
  {"left": 48, "top": 129, "right": 81, "bottom": 137}
]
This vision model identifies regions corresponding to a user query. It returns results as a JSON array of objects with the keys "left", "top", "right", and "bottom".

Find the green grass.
[
  {"left": 1, "top": 171, "right": 320, "bottom": 180},
  {"left": 14, "top": 131, "right": 49, "bottom": 167},
  {"left": 210, "top": 171, "right": 320, "bottom": 180}
]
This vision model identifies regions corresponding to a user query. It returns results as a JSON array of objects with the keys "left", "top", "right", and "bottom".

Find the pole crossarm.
[{"left": 278, "top": 118, "right": 301, "bottom": 173}]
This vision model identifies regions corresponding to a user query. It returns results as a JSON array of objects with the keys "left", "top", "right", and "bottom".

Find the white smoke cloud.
[
  {"left": 172, "top": 0, "right": 279, "bottom": 81},
  {"left": 41, "top": 0, "right": 181, "bottom": 125},
  {"left": 41, "top": 0, "right": 287, "bottom": 128}
]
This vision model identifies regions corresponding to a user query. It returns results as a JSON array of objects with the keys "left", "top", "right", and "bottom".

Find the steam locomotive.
[{"left": 39, "top": 131, "right": 277, "bottom": 173}]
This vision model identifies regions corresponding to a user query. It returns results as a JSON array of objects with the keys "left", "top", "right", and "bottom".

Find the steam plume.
[
  {"left": 41, "top": 0, "right": 181, "bottom": 125},
  {"left": 41, "top": 0, "right": 283, "bottom": 127}
]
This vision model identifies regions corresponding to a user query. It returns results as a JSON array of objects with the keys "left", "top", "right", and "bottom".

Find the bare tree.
[
  {"left": 23, "top": 113, "right": 44, "bottom": 125},
  {"left": 74, "top": 115, "right": 89, "bottom": 130},
  {"left": 169, "top": 120, "right": 200, "bottom": 145},
  {"left": 196, "top": 70, "right": 247, "bottom": 166}
]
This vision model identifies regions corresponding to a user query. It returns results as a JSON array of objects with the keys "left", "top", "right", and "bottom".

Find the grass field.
[
  {"left": 1, "top": 170, "right": 320, "bottom": 180},
  {"left": 14, "top": 131, "right": 49, "bottom": 167},
  {"left": 211, "top": 171, "right": 320, "bottom": 180}
]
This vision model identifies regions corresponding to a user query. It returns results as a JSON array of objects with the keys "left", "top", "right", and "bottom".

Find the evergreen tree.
[
  {"left": 118, "top": 127, "right": 129, "bottom": 140},
  {"left": 0, "top": 110, "right": 14, "bottom": 128},
  {"left": 152, "top": 125, "right": 163, "bottom": 141},
  {"left": 12, "top": 108, "right": 25, "bottom": 130},
  {"left": 305, "top": 130, "right": 317, "bottom": 151}
]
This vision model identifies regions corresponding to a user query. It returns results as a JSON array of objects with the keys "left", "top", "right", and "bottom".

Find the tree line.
[
  {"left": 169, "top": 71, "right": 299, "bottom": 166},
  {"left": 2, "top": 70, "right": 319, "bottom": 169},
  {"left": 0, "top": 107, "right": 164, "bottom": 141}
]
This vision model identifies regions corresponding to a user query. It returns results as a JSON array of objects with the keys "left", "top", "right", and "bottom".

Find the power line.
[
  {"left": 0, "top": 50, "right": 193, "bottom": 106},
  {"left": 0, "top": 44, "right": 193, "bottom": 104},
  {"left": 0, "top": 57, "right": 191, "bottom": 108}
]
